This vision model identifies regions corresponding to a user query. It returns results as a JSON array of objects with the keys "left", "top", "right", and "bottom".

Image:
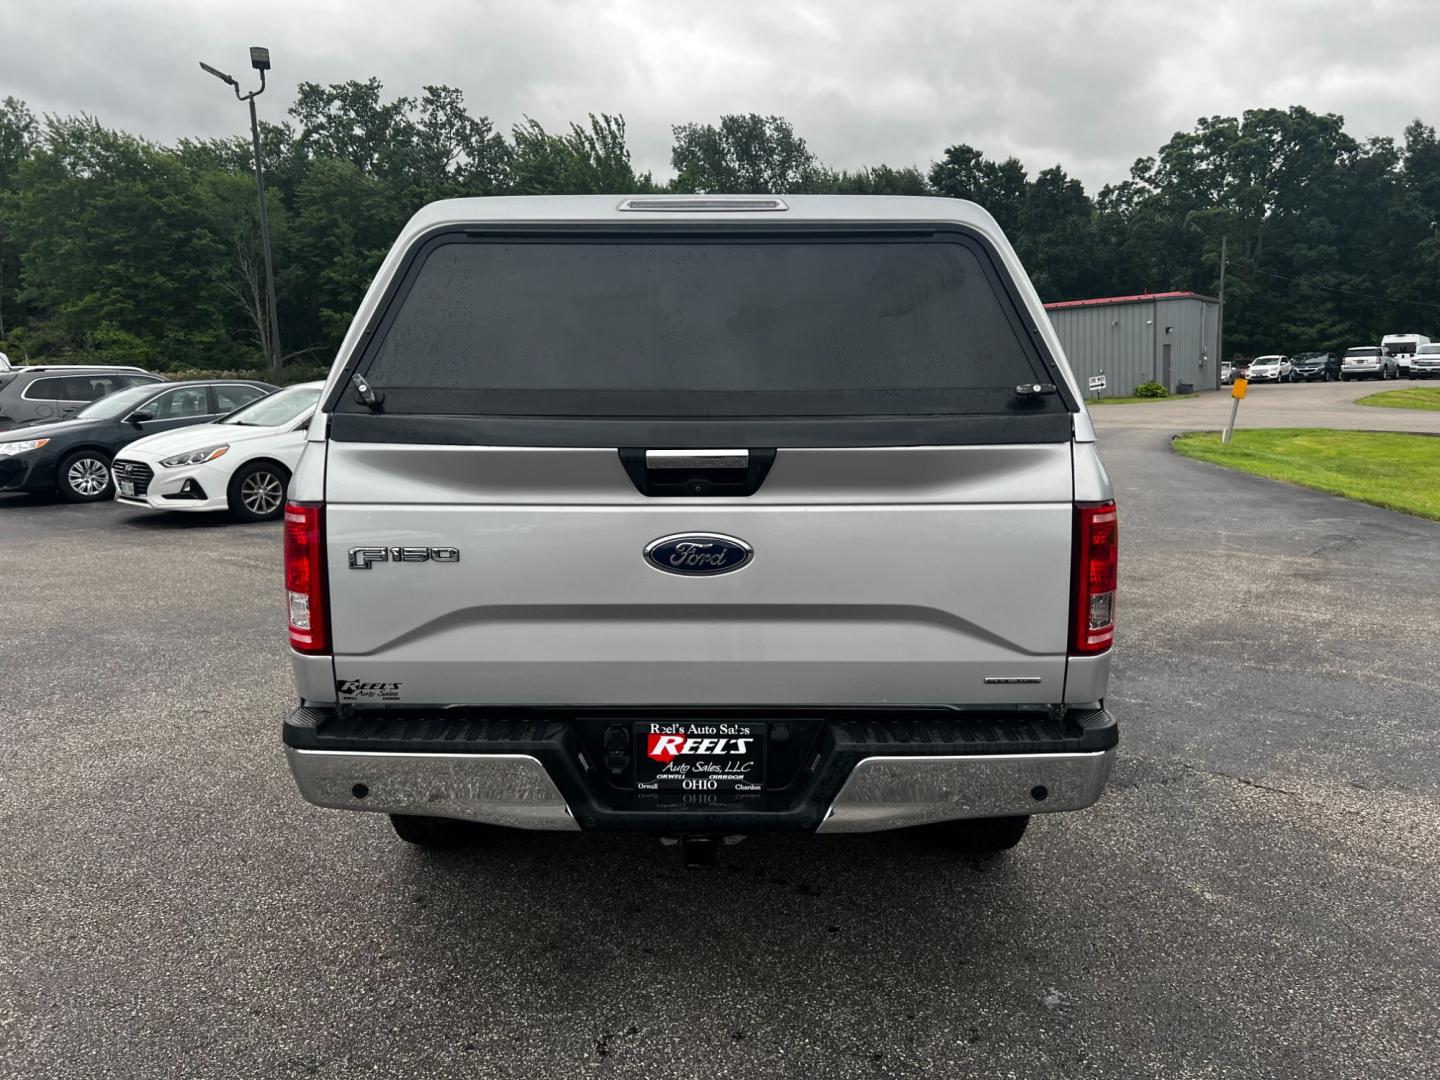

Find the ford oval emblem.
[{"left": 644, "top": 532, "right": 753, "bottom": 576}]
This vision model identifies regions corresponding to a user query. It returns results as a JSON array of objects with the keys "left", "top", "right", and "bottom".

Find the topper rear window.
[{"left": 339, "top": 230, "right": 1070, "bottom": 422}]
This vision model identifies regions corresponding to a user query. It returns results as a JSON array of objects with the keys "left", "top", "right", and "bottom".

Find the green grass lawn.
[
  {"left": 1172, "top": 428, "right": 1440, "bottom": 521},
  {"left": 1355, "top": 386, "right": 1440, "bottom": 411},
  {"left": 1090, "top": 393, "right": 1198, "bottom": 405}
]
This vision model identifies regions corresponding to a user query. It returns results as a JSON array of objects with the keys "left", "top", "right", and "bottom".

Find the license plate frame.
[{"left": 634, "top": 720, "right": 766, "bottom": 795}]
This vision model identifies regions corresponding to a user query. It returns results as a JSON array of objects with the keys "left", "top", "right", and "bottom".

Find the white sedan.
[{"left": 112, "top": 382, "right": 323, "bottom": 521}]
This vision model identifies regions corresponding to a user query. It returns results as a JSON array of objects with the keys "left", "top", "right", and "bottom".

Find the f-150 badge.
[{"left": 348, "top": 546, "right": 460, "bottom": 570}]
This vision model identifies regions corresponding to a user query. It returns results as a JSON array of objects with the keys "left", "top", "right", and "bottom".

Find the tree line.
[{"left": 0, "top": 80, "right": 1437, "bottom": 375}]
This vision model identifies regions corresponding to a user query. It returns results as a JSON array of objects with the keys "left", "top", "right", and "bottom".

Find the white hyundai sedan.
[{"left": 112, "top": 381, "right": 323, "bottom": 521}]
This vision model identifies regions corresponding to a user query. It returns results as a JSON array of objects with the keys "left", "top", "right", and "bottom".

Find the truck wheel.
[
  {"left": 927, "top": 815, "right": 1030, "bottom": 854},
  {"left": 389, "top": 813, "right": 494, "bottom": 848}
]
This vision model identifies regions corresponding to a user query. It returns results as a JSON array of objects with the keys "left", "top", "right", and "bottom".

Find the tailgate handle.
[
  {"left": 645, "top": 449, "right": 749, "bottom": 470},
  {"left": 620, "top": 448, "right": 775, "bottom": 497}
]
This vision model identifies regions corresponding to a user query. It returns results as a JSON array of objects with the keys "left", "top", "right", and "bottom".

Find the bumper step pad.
[{"left": 284, "top": 705, "right": 1117, "bottom": 834}]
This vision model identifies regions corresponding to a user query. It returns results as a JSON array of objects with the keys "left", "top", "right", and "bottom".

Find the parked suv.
[
  {"left": 1340, "top": 346, "right": 1394, "bottom": 381},
  {"left": 1291, "top": 352, "right": 1341, "bottom": 382},
  {"left": 1245, "top": 355, "right": 1293, "bottom": 383},
  {"left": 0, "top": 365, "right": 162, "bottom": 432},
  {"left": 281, "top": 195, "right": 1119, "bottom": 857}
]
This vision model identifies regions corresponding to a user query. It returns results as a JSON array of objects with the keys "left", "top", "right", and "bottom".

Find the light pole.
[
  {"left": 1216, "top": 235, "right": 1228, "bottom": 391},
  {"left": 200, "top": 47, "right": 283, "bottom": 383}
]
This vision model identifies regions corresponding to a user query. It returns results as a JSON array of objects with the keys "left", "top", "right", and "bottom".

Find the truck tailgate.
[{"left": 326, "top": 442, "right": 1074, "bottom": 706}]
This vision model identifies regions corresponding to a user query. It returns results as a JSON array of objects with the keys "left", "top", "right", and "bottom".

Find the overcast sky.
[{"left": 2, "top": 0, "right": 1434, "bottom": 190}]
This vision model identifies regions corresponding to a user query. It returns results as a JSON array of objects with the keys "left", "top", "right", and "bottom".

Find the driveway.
[
  {"left": 1089, "top": 378, "right": 1440, "bottom": 434},
  {"left": 2, "top": 389, "right": 1437, "bottom": 1078}
]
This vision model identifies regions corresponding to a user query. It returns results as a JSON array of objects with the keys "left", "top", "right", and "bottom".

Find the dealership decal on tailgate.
[{"left": 635, "top": 721, "right": 765, "bottom": 793}]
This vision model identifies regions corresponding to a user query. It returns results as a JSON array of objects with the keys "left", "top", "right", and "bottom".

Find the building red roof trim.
[{"left": 1044, "top": 291, "right": 1218, "bottom": 310}]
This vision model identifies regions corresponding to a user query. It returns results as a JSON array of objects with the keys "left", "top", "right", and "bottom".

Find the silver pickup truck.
[{"left": 281, "top": 195, "right": 1118, "bottom": 859}]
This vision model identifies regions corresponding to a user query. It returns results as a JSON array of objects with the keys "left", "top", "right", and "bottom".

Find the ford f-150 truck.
[{"left": 281, "top": 195, "right": 1119, "bottom": 858}]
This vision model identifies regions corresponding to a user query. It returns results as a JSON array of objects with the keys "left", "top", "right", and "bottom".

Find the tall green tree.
[
  {"left": 5, "top": 117, "right": 238, "bottom": 366},
  {"left": 511, "top": 114, "right": 651, "bottom": 195},
  {"left": 2, "top": 87, "right": 1437, "bottom": 373},
  {"left": 0, "top": 97, "right": 39, "bottom": 342},
  {"left": 929, "top": 144, "right": 1028, "bottom": 235},
  {"left": 670, "top": 114, "right": 818, "bottom": 193}
]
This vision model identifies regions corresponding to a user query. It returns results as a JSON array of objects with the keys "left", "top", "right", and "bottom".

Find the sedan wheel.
[
  {"left": 228, "top": 462, "right": 289, "bottom": 523},
  {"left": 58, "top": 451, "right": 114, "bottom": 502}
]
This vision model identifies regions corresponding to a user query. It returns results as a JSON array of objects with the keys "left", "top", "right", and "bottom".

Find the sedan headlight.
[
  {"left": 0, "top": 438, "right": 49, "bottom": 456},
  {"left": 160, "top": 444, "right": 228, "bottom": 468}
]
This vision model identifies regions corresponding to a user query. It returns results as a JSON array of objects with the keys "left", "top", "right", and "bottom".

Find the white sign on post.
[{"left": 1088, "top": 374, "right": 1106, "bottom": 392}]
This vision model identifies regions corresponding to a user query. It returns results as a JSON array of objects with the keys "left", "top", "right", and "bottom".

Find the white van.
[{"left": 1382, "top": 334, "right": 1431, "bottom": 377}]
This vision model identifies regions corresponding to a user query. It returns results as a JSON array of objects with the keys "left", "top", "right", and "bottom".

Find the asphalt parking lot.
[{"left": 3, "top": 383, "right": 1437, "bottom": 1079}]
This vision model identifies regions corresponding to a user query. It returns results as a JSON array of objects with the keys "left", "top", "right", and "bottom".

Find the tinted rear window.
[{"left": 351, "top": 234, "right": 1063, "bottom": 418}]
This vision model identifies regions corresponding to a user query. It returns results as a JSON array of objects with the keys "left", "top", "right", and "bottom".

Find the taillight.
[
  {"left": 284, "top": 501, "right": 330, "bottom": 654},
  {"left": 1071, "top": 501, "right": 1117, "bottom": 655}
]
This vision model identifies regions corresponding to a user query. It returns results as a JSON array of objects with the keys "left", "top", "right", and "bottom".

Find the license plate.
[
  {"left": 118, "top": 481, "right": 135, "bottom": 497},
  {"left": 634, "top": 721, "right": 765, "bottom": 794}
]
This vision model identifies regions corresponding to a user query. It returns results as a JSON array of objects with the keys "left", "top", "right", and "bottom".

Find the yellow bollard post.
[{"left": 1223, "top": 377, "right": 1247, "bottom": 444}]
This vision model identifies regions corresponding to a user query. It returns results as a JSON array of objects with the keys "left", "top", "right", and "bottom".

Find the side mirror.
[{"left": 128, "top": 411, "right": 155, "bottom": 425}]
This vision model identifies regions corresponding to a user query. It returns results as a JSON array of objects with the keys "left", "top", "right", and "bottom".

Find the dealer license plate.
[
  {"left": 634, "top": 720, "right": 765, "bottom": 794},
  {"left": 118, "top": 481, "right": 135, "bottom": 497}
]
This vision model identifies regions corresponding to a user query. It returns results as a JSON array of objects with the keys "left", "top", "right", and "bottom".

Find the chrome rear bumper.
[
  {"left": 286, "top": 744, "right": 1114, "bottom": 834},
  {"left": 286, "top": 748, "right": 580, "bottom": 830},
  {"left": 816, "top": 749, "right": 1114, "bottom": 832}
]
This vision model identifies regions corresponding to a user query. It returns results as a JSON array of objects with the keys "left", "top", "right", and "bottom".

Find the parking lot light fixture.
[{"left": 199, "top": 49, "right": 284, "bottom": 384}]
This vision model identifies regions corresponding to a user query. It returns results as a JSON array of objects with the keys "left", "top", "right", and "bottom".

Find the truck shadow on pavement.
[{"left": 311, "top": 824, "right": 1058, "bottom": 1069}]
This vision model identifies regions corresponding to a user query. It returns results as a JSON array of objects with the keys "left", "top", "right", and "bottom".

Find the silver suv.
[
  {"left": 0, "top": 365, "right": 162, "bottom": 431},
  {"left": 281, "top": 195, "right": 1119, "bottom": 857}
]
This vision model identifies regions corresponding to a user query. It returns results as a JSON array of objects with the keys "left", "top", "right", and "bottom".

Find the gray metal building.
[{"left": 1045, "top": 291, "right": 1220, "bottom": 396}]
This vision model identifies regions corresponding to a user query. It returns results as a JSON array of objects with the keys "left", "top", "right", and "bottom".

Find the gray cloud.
[{"left": 1, "top": 0, "right": 1435, "bottom": 190}]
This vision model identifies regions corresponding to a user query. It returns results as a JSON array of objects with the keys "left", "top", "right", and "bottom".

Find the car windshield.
[
  {"left": 1419, "top": 345, "right": 1440, "bottom": 355},
  {"left": 218, "top": 384, "right": 321, "bottom": 426},
  {"left": 1253, "top": 357, "right": 1279, "bottom": 364},
  {"left": 1346, "top": 348, "right": 1381, "bottom": 357},
  {"left": 74, "top": 383, "right": 164, "bottom": 420}
]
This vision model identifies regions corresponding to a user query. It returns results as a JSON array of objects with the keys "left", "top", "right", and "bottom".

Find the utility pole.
[
  {"left": 1216, "top": 235, "right": 1228, "bottom": 391},
  {"left": 201, "top": 48, "right": 283, "bottom": 383}
]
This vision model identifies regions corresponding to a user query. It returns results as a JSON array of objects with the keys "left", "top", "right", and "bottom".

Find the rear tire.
[
  {"left": 57, "top": 450, "right": 114, "bottom": 502},
  {"left": 925, "top": 815, "right": 1030, "bottom": 854},
  {"left": 389, "top": 813, "right": 495, "bottom": 848},
  {"left": 227, "top": 460, "right": 290, "bottom": 522}
]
